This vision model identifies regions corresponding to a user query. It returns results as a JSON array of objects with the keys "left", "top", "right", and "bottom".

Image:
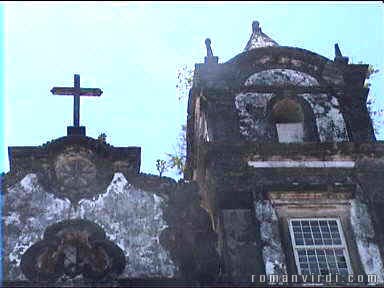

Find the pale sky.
[{"left": 2, "top": 2, "right": 384, "bottom": 179}]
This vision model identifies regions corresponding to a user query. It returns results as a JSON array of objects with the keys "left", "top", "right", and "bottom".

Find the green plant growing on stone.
[
  {"left": 166, "top": 124, "right": 187, "bottom": 176},
  {"left": 156, "top": 159, "right": 167, "bottom": 177},
  {"left": 170, "top": 65, "right": 194, "bottom": 176},
  {"left": 176, "top": 65, "right": 194, "bottom": 101},
  {"left": 97, "top": 132, "right": 107, "bottom": 143},
  {"left": 363, "top": 64, "right": 380, "bottom": 89},
  {"left": 158, "top": 65, "right": 193, "bottom": 178}
]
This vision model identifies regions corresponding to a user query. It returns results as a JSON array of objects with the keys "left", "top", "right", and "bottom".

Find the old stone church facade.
[{"left": 2, "top": 21, "right": 384, "bottom": 286}]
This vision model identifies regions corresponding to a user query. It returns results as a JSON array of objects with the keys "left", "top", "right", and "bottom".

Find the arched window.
[{"left": 271, "top": 98, "right": 305, "bottom": 143}]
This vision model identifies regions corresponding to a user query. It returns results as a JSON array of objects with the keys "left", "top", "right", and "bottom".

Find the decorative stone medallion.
[
  {"left": 20, "top": 219, "right": 126, "bottom": 282},
  {"left": 43, "top": 144, "right": 114, "bottom": 204},
  {"left": 55, "top": 151, "right": 97, "bottom": 190},
  {"left": 7, "top": 136, "right": 141, "bottom": 203}
]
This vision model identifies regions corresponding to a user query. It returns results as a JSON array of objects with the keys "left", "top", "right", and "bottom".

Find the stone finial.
[
  {"left": 244, "top": 20, "right": 278, "bottom": 51},
  {"left": 204, "top": 38, "right": 218, "bottom": 64},
  {"left": 252, "top": 21, "right": 262, "bottom": 33},
  {"left": 335, "top": 43, "right": 343, "bottom": 58},
  {"left": 334, "top": 43, "right": 349, "bottom": 64},
  {"left": 205, "top": 38, "right": 214, "bottom": 58}
]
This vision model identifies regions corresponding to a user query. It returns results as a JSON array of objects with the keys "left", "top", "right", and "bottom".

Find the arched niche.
[
  {"left": 271, "top": 98, "right": 304, "bottom": 143},
  {"left": 235, "top": 92, "right": 320, "bottom": 142},
  {"left": 268, "top": 96, "right": 320, "bottom": 143},
  {"left": 244, "top": 69, "right": 320, "bottom": 87},
  {"left": 271, "top": 98, "right": 304, "bottom": 123}
]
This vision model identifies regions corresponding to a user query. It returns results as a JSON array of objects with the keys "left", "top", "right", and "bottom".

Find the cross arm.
[{"left": 51, "top": 87, "right": 103, "bottom": 96}]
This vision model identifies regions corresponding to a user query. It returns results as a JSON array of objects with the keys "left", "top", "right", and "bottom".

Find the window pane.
[
  {"left": 289, "top": 219, "right": 351, "bottom": 277},
  {"left": 298, "top": 250, "right": 306, "bottom": 256},
  {"left": 324, "top": 239, "right": 332, "bottom": 245},
  {"left": 314, "top": 238, "right": 323, "bottom": 245},
  {"left": 296, "top": 238, "right": 304, "bottom": 245},
  {"left": 333, "top": 239, "right": 342, "bottom": 245},
  {"left": 293, "top": 226, "right": 301, "bottom": 232},
  {"left": 303, "top": 227, "right": 311, "bottom": 233},
  {"left": 339, "top": 268, "right": 349, "bottom": 275},
  {"left": 305, "top": 238, "right": 314, "bottom": 245}
]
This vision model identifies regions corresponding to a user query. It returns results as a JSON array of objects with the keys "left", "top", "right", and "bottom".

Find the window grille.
[{"left": 288, "top": 218, "right": 352, "bottom": 275}]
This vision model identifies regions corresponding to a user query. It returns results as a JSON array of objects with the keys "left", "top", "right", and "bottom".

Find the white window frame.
[{"left": 288, "top": 217, "right": 353, "bottom": 275}]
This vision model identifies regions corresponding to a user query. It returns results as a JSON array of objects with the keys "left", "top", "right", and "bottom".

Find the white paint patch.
[
  {"left": 235, "top": 92, "right": 274, "bottom": 141},
  {"left": 20, "top": 174, "right": 37, "bottom": 192},
  {"left": 4, "top": 174, "right": 71, "bottom": 280},
  {"left": 5, "top": 212, "right": 21, "bottom": 225},
  {"left": 300, "top": 93, "right": 349, "bottom": 142},
  {"left": 254, "top": 200, "right": 287, "bottom": 276},
  {"left": 248, "top": 160, "right": 355, "bottom": 168},
  {"left": 350, "top": 200, "right": 384, "bottom": 283},
  {"left": 244, "top": 69, "right": 319, "bottom": 87},
  {"left": 4, "top": 173, "right": 177, "bottom": 280},
  {"left": 244, "top": 31, "right": 278, "bottom": 51},
  {"left": 77, "top": 172, "right": 178, "bottom": 278}
]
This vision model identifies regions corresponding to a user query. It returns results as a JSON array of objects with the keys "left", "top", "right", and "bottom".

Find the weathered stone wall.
[
  {"left": 350, "top": 199, "right": 384, "bottom": 283},
  {"left": 254, "top": 200, "right": 287, "bottom": 276},
  {"left": 220, "top": 209, "right": 261, "bottom": 282},
  {"left": 73, "top": 172, "right": 178, "bottom": 278},
  {"left": 194, "top": 142, "right": 384, "bottom": 283},
  {"left": 2, "top": 169, "right": 219, "bottom": 284},
  {"left": 235, "top": 92, "right": 276, "bottom": 141},
  {"left": 235, "top": 91, "right": 348, "bottom": 142},
  {"left": 3, "top": 174, "right": 71, "bottom": 280},
  {"left": 2, "top": 173, "right": 177, "bottom": 281}
]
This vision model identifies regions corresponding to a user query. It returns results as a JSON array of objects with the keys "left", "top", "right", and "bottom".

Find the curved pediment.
[
  {"left": 226, "top": 46, "right": 344, "bottom": 88},
  {"left": 227, "top": 46, "right": 331, "bottom": 66}
]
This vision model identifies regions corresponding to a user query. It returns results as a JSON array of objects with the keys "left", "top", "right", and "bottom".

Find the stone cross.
[{"left": 51, "top": 74, "right": 103, "bottom": 129}]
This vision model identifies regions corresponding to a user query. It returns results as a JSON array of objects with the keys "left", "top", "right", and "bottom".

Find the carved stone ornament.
[
  {"left": 38, "top": 144, "right": 114, "bottom": 205},
  {"left": 20, "top": 219, "right": 126, "bottom": 282},
  {"left": 51, "top": 147, "right": 100, "bottom": 203},
  {"left": 7, "top": 136, "right": 141, "bottom": 204},
  {"left": 54, "top": 152, "right": 97, "bottom": 189}
]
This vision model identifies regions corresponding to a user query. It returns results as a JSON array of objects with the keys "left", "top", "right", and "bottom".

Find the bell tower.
[{"left": 186, "top": 21, "right": 384, "bottom": 284}]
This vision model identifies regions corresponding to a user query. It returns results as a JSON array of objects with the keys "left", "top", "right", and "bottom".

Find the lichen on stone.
[
  {"left": 350, "top": 199, "right": 384, "bottom": 283},
  {"left": 244, "top": 69, "right": 319, "bottom": 87},
  {"left": 3, "top": 173, "right": 71, "bottom": 280},
  {"left": 3, "top": 172, "right": 178, "bottom": 281},
  {"left": 254, "top": 200, "right": 287, "bottom": 276},
  {"left": 76, "top": 172, "right": 178, "bottom": 278},
  {"left": 300, "top": 93, "right": 349, "bottom": 142},
  {"left": 235, "top": 92, "right": 275, "bottom": 141}
]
